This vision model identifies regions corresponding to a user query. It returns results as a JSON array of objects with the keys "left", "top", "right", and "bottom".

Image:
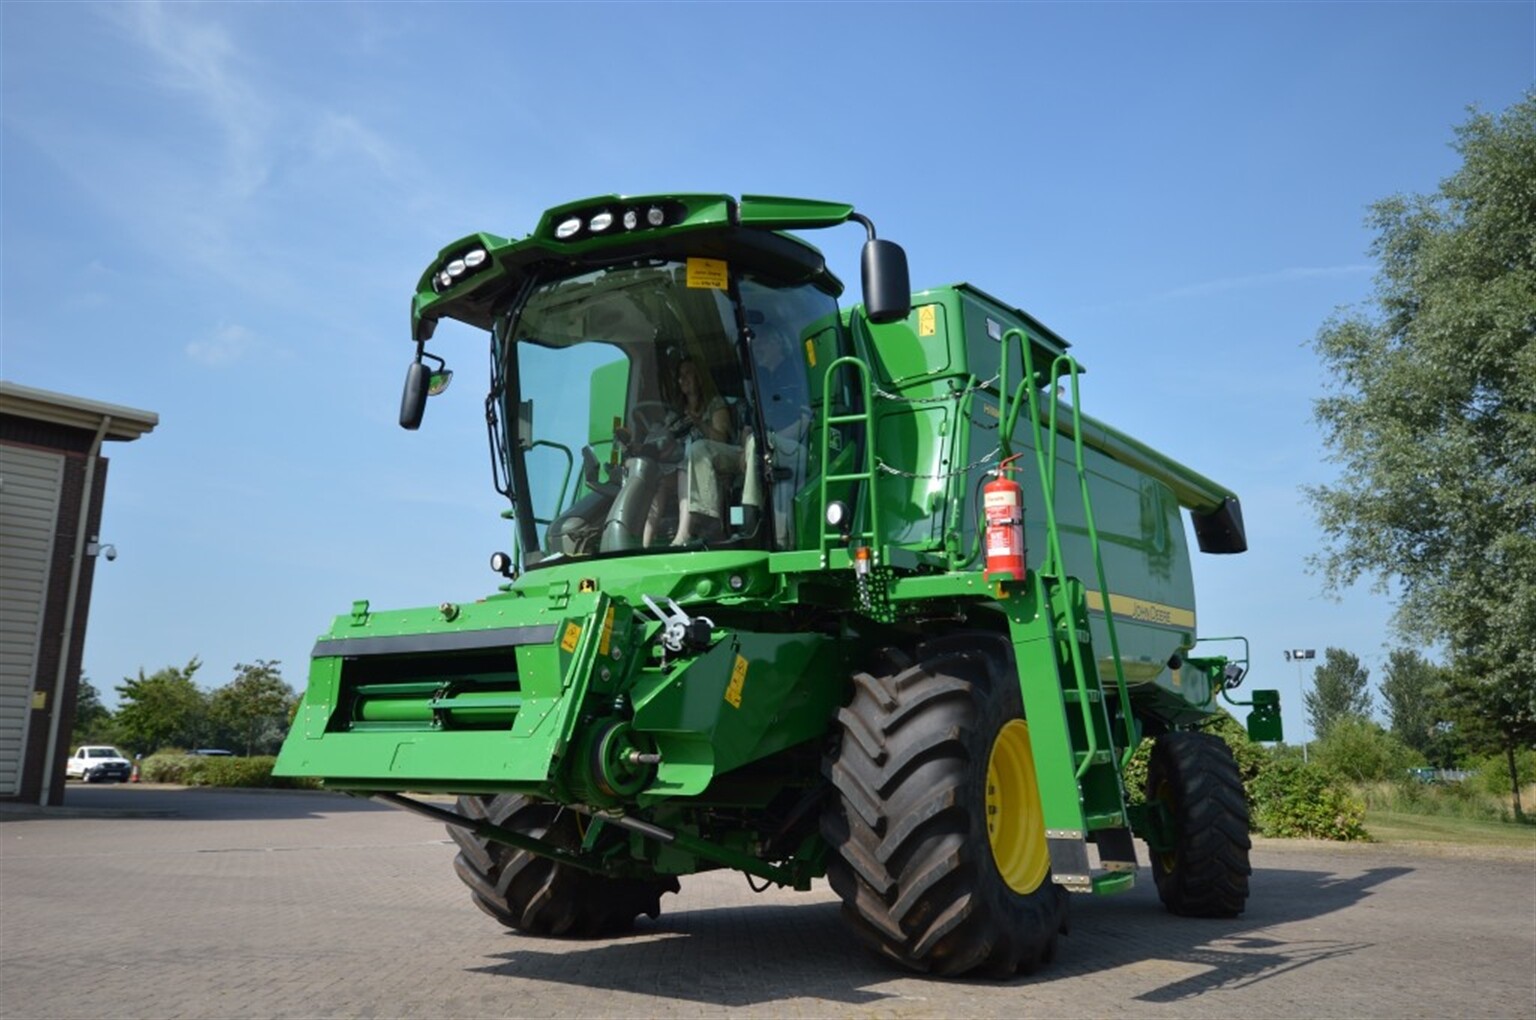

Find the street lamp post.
[{"left": 1284, "top": 648, "right": 1317, "bottom": 762}]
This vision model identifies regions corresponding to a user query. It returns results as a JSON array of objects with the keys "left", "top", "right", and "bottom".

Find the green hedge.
[
  {"left": 1251, "top": 758, "right": 1369, "bottom": 840},
  {"left": 140, "top": 753, "right": 319, "bottom": 789},
  {"left": 1124, "top": 712, "right": 1370, "bottom": 841}
]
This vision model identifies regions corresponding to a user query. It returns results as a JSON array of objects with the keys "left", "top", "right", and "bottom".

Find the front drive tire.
[
  {"left": 1146, "top": 731, "right": 1251, "bottom": 917},
  {"left": 447, "top": 794, "right": 679, "bottom": 937},
  {"left": 822, "top": 635, "right": 1069, "bottom": 978}
]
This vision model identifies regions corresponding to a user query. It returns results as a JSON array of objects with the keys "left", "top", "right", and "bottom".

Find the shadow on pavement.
[
  {"left": 471, "top": 901, "right": 898, "bottom": 1008},
  {"left": 464, "top": 862, "right": 1413, "bottom": 1008},
  {"left": 1062, "top": 863, "right": 1411, "bottom": 1002},
  {"left": 0, "top": 784, "right": 399, "bottom": 822}
]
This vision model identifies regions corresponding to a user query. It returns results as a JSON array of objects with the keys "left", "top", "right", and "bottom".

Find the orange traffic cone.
[{"left": 130, "top": 763, "right": 140, "bottom": 783}]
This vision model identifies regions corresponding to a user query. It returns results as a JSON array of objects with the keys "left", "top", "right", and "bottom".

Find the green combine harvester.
[{"left": 275, "top": 193, "right": 1281, "bottom": 977}]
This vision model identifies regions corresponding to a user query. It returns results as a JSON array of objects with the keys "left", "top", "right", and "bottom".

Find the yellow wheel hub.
[{"left": 985, "top": 719, "right": 1050, "bottom": 894}]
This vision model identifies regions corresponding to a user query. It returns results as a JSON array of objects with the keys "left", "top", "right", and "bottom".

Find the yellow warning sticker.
[
  {"left": 686, "top": 257, "right": 728, "bottom": 290},
  {"left": 918, "top": 304, "right": 937, "bottom": 337},
  {"left": 724, "top": 655, "right": 748, "bottom": 708},
  {"left": 559, "top": 622, "right": 582, "bottom": 653},
  {"left": 804, "top": 337, "right": 817, "bottom": 367},
  {"left": 598, "top": 606, "right": 615, "bottom": 656}
]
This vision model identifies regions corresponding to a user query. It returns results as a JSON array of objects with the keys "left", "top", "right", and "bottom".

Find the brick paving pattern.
[{"left": 2, "top": 786, "right": 1532, "bottom": 1018}]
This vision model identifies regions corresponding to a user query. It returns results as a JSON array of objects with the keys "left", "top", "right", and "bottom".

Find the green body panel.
[
  {"left": 851, "top": 284, "right": 1213, "bottom": 719},
  {"left": 279, "top": 192, "right": 1279, "bottom": 895}
]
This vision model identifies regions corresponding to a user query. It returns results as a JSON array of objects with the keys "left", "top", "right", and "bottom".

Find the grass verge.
[{"left": 1363, "top": 808, "right": 1536, "bottom": 851}]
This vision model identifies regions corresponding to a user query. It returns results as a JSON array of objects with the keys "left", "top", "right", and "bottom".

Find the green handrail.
[
  {"left": 1052, "top": 358, "right": 1135, "bottom": 769},
  {"left": 999, "top": 328, "right": 1136, "bottom": 774},
  {"left": 996, "top": 329, "right": 1094, "bottom": 776},
  {"left": 816, "top": 355, "right": 880, "bottom": 563}
]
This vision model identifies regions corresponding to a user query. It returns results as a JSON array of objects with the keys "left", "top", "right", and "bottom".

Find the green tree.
[
  {"left": 114, "top": 659, "right": 208, "bottom": 755},
  {"left": 1447, "top": 669, "right": 1535, "bottom": 821},
  {"left": 1379, "top": 650, "right": 1455, "bottom": 760},
  {"left": 1308, "top": 94, "right": 1536, "bottom": 818},
  {"left": 210, "top": 660, "right": 296, "bottom": 756},
  {"left": 69, "top": 678, "right": 115, "bottom": 746},
  {"left": 1312, "top": 717, "right": 1423, "bottom": 783},
  {"left": 1304, "top": 647, "right": 1373, "bottom": 741}
]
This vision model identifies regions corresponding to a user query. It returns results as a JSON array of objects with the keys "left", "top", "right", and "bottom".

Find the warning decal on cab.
[
  {"left": 918, "top": 304, "right": 938, "bottom": 337},
  {"left": 686, "top": 258, "right": 728, "bottom": 290}
]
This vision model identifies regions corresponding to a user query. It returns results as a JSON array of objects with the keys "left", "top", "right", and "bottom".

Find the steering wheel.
[
  {"left": 628, "top": 401, "right": 671, "bottom": 440},
  {"left": 621, "top": 400, "right": 686, "bottom": 464}
]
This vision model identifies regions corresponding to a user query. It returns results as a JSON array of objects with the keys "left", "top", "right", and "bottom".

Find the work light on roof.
[
  {"left": 622, "top": 209, "right": 639, "bottom": 230},
  {"left": 647, "top": 205, "right": 665, "bottom": 226},
  {"left": 555, "top": 216, "right": 582, "bottom": 239},
  {"left": 589, "top": 211, "right": 614, "bottom": 233},
  {"left": 446, "top": 258, "right": 466, "bottom": 277},
  {"left": 436, "top": 270, "right": 453, "bottom": 289},
  {"left": 463, "top": 248, "right": 487, "bottom": 268}
]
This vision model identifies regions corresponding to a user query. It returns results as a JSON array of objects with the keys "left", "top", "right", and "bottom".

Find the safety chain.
[
  {"left": 875, "top": 446, "right": 1001, "bottom": 480},
  {"left": 872, "top": 372, "right": 1000, "bottom": 405}
]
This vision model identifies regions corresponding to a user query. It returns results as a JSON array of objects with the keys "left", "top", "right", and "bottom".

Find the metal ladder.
[
  {"left": 999, "top": 328, "right": 1139, "bottom": 891},
  {"left": 815, "top": 355, "right": 881, "bottom": 564}
]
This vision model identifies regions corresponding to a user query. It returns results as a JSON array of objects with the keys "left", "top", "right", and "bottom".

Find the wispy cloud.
[
  {"left": 111, "top": 1, "right": 274, "bottom": 200},
  {"left": 6, "top": 3, "right": 418, "bottom": 329},
  {"left": 185, "top": 323, "right": 256, "bottom": 367},
  {"left": 1158, "top": 264, "right": 1372, "bottom": 300},
  {"left": 309, "top": 112, "right": 401, "bottom": 180}
]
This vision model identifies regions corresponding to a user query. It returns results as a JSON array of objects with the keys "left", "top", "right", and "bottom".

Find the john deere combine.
[{"left": 274, "top": 193, "right": 1281, "bottom": 977}]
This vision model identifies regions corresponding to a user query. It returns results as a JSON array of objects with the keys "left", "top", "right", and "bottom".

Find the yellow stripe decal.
[
  {"left": 1083, "top": 591, "right": 1195, "bottom": 630},
  {"left": 597, "top": 606, "right": 615, "bottom": 656}
]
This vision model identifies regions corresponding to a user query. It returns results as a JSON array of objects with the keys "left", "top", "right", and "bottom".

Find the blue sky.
[{"left": 3, "top": 2, "right": 1531, "bottom": 737}]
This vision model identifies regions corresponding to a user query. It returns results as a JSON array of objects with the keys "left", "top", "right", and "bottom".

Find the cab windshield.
[{"left": 494, "top": 259, "right": 839, "bottom": 565}]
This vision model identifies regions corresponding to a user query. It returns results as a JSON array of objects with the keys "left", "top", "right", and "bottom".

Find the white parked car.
[{"left": 66, "top": 745, "right": 133, "bottom": 783}]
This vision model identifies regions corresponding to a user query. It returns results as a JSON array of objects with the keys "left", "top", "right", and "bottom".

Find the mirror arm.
[{"left": 399, "top": 341, "right": 435, "bottom": 431}]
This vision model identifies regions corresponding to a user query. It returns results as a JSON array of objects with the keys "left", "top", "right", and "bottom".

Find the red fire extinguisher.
[{"left": 984, "top": 454, "right": 1027, "bottom": 582}]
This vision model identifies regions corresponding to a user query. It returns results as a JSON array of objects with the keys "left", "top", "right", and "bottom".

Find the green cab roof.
[{"left": 410, "top": 193, "right": 858, "bottom": 342}]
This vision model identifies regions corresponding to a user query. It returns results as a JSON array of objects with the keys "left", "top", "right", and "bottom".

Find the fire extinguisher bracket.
[{"left": 983, "top": 455, "right": 1027, "bottom": 587}]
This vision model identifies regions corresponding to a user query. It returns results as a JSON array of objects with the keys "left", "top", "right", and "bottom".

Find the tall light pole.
[{"left": 1284, "top": 648, "right": 1316, "bottom": 762}]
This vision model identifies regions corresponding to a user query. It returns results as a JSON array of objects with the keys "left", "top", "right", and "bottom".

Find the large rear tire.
[
  {"left": 822, "top": 636, "right": 1069, "bottom": 977},
  {"left": 1146, "top": 731, "right": 1251, "bottom": 917},
  {"left": 448, "top": 794, "right": 678, "bottom": 937}
]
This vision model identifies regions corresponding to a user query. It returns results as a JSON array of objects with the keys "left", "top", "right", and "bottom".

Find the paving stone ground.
[{"left": 2, "top": 785, "right": 1532, "bottom": 1019}]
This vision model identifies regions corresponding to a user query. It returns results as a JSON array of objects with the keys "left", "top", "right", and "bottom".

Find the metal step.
[{"left": 1093, "top": 826, "right": 1140, "bottom": 871}]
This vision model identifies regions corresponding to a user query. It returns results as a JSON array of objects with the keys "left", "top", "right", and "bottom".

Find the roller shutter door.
[{"left": 0, "top": 445, "right": 64, "bottom": 796}]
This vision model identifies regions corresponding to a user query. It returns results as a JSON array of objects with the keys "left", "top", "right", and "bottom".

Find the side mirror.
[
  {"left": 861, "top": 238, "right": 911, "bottom": 325},
  {"left": 400, "top": 361, "right": 431, "bottom": 430}
]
